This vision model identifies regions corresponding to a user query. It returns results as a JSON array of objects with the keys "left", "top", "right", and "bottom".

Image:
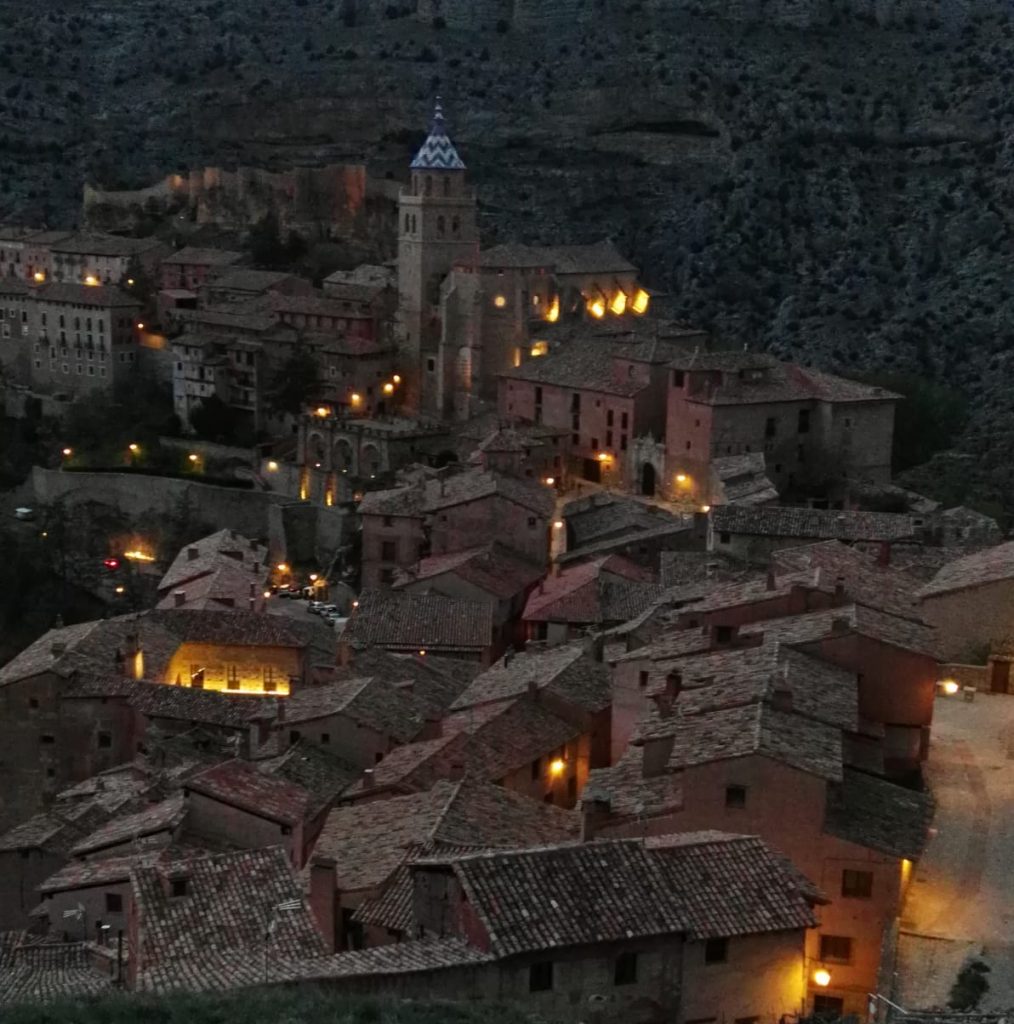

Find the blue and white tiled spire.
[{"left": 410, "top": 98, "right": 466, "bottom": 171}]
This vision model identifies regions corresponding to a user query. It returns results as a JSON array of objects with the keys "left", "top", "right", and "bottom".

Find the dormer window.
[{"left": 171, "top": 878, "right": 188, "bottom": 898}]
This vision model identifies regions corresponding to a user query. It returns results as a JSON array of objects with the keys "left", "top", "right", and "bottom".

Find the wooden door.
[{"left": 991, "top": 659, "right": 1010, "bottom": 694}]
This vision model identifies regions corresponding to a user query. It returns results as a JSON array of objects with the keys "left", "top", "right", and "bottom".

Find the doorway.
[
  {"left": 640, "top": 462, "right": 656, "bottom": 496},
  {"left": 991, "top": 659, "right": 1011, "bottom": 694}
]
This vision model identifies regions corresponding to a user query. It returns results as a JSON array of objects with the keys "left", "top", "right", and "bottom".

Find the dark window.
[
  {"left": 813, "top": 996, "right": 844, "bottom": 1018},
  {"left": 591, "top": 437, "right": 599, "bottom": 450},
  {"left": 382, "top": 515, "right": 393, "bottom": 527},
  {"left": 567, "top": 776, "right": 577, "bottom": 803},
  {"left": 40, "top": 734, "right": 55, "bottom": 745},
  {"left": 621, "top": 412, "right": 628, "bottom": 429},
  {"left": 673, "top": 370, "right": 685, "bottom": 387},
  {"left": 798, "top": 409, "right": 810, "bottom": 434},
  {"left": 105, "top": 893, "right": 123, "bottom": 913},
  {"left": 426, "top": 358, "right": 435, "bottom": 372},
  {"left": 97, "top": 732, "right": 112, "bottom": 749},
  {"left": 638, "top": 671, "right": 649, "bottom": 688},
  {"left": 535, "top": 386, "right": 543, "bottom": 404},
  {"left": 529, "top": 961, "right": 553, "bottom": 992},
  {"left": 528, "top": 517, "right": 536, "bottom": 528},
  {"left": 819, "top": 934, "right": 853, "bottom": 964},
  {"left": 290, "top": 730, "right": 301, "bottom": 743},
  {"left": 171, "top": 878, "right": 188, "bottom": 897},
  {"left": 765, "top": 417, "right": 777, "bottom": 438},
  {"left": 719, "top": 531, "right": 731, "bottom": 544},
  {"left": 615, "top": 951, "right": 638, "bottom": 985},
  {"left": 28, "top": 698, "right": 38, "bottom": 709},
  {"left": 381, "top": 541, "right": 397, "bottom": 561},
  {"left": 571, "top": 393, "right": 580, "bottom": 411},
  {"left": 572, "top": 434, "right": 580, "bottom": 446},
  {"left": 715, "top": 625, "right": 733, "bottom": 645},
  {"left": 621, "top": 435, "right": 628, "bottom": 451},
  {"left": 281, "top": 824, "right": 292, "bottom": 836},
  {"left": 841, "top": 869, "right": 873, "bottom": 899},
  {"left": 725, "top": 785, "right": 747, "bottom": 809},
  {"left": 704, "top": 937, "right": 728, "bottom": 964},
  {"left": 607, "top": 409, "right": 614, "bottom": 426},
  {"left": 321, "top": 733, "right": 331, "bottom": 745},
  {"left": 606, "top": 431, "right": 613, "bottom": 447},
  {"left": 531, "top": 757, "right": 541, "bottom": 780}
]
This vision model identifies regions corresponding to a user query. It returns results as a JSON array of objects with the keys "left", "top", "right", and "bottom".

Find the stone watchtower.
[{"left": 397, "top": 100, "right": 478, "bottom": 416}]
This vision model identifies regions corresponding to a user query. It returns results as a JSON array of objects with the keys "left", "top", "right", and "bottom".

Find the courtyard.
[{"left": 895, "top": 691, "right": 1014, "bottom": 1009}]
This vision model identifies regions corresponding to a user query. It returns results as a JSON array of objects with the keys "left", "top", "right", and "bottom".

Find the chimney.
[
  {"left": 580, "top": 793, "right": 612, "bottom": 842},
  {"left": 765, "top": 567, "right": 776, "bottom": 591},
  {"left": 833, "top": 575, "right": 846, "bottom": 605},
  {"left": 362, "top": 767, "right": 374, "bottom": 790},
  {"left": 173, "top": 590, "right": 186, "bottom": 608},
  {"left": 308, "top": 856, "right": 337, "bottom": 953},
  {"left": 187, "top": 546, "right": 199, "bottom": 561},
  {"left": 877, "top": 541, "right": 891, "bottom": 567},
  {"left": 582, "top": 634, "right": 604, "bottom": 663},
  {"left": 503, "top": 646, "right": 514, "bottom": 667}
]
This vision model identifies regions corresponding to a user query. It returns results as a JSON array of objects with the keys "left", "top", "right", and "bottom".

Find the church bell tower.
[{"left": 397, "top": 100, "right": 478, "bottom": 416}]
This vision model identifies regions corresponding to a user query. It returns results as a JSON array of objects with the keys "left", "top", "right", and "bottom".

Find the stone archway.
[
  {"left": 307, "top": 432, "right": 326, "bottom": 466},
  {"left": 361, "top": 443, "right": 383, "bottom": 478},
  {"left": 333, "top": 438, "right": 354, "bottom": 473},
  {"left": 640, "top": 462, "right": 657, "bottom": 497}
]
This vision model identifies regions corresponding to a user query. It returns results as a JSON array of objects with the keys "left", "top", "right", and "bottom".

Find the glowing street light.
[
  {"left": 392, "top": 374, "right": 401, "bottom": 384},
  {"left": 188, "top": 453, "right": 199, "bottom": 463},
  {"left": 383, "top": 382, "right": 395, "bottom": 395},
  {"left": 61, "top": 447, "right": 72, "bottom": 457},
  {"left": 136, "top": 322, "right": 145, "bottom": 331},
  {"left": 493, "top": 294, "right": 507, "bottom": 308},
  {"left": 33, "top": 271, "right": 45, "bottom": 283},
  {"left": 597, "top": 452, "right": 612, "bottom": 463},
  {"left": 276, "top": 563, "right": 289, "bottom": 573},
  {"left": 309, "top": 573, "right": 318, "bottom": 582},
  {"left": 114, "top": 585, "right": 125, "bottom": 595},
  {"left": 941, "top": 679, "right": 960, "bottom": 696},
  {"left": 813, "top": 969, "right": 832, "bottom": 988},
  {"left": 544, "top": 477, "right": 555, "bottom": 486},
  {"left": 553, "top": 520, "right": 564, "bottom": 529},
  {"left": 549, "top": 758, "right": 566, "bottom": 777},
  {"left": 315, "top": 406, "right": 330, "bottom": 418},
  {"left": 700, "top": 504, "right": 711, "bottom": 513},
  {"left": 84, "top": 275, "right": 99, "bottom": 287},
  {"left": 262, "top": 590, "right": 272, "bottom": 599},
  {"left": 128, "top": 443, "right": 140, "bottom": 454},
  {"left": 350, "top": 392, "right": 362, "bottom": 406},
  {"left": 267, "top": 461, "right": 279, "bottom": 472},
  {"left": 675, "top": 473, "right": 688, "bottom": 485}
]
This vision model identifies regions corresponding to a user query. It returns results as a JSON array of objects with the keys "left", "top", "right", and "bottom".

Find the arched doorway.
[{"left": 640, "top": 462, "right": 656, "bottom": 496}]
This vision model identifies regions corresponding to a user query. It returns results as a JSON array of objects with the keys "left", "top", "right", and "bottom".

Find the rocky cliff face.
[{"left": 1, "top": 1, "right": 1013, "bottom": 510}]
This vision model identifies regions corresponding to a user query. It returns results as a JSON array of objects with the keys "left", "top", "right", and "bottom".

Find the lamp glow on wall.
[
  {"left": 544, "top": 296, "right": 560, "bottom": 323},
  {"left": 548, "top": 757, "right": 566, "bottom": 777}
]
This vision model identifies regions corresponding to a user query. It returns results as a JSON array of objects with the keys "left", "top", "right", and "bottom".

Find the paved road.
[{"left": 895, "top": 693, "right": 1014, "bottom": 1010}]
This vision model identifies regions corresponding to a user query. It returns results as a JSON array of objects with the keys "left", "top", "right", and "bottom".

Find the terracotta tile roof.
[
  {"left": 638, "top": 645, "right": 857, "bottom": 734},
  {"left": 395, "top": 543, "right": 543, "bottom": 601},
  {"left": 342, "top": 590, "right": 495, "bottom": 652},
  {"left": 185, "top": 760, "right": 311, "bottom": 826},
  {"left": 823, "top": 768, "right": 933, "bottom": 859},
  {"left": 675, "top": 569, "right": 829, "bottom": 616},
  {"left": 41, "top": 852, "right": 161, "bottom": 894},
  {"left": 426, "top": 840, "right": 685, "bottom": 956},
  {"left": 773, "top": 541, "right": 924, "bottom": 619},
  {"left": 424, "top": 470, "right": 555, "bottom": 517},
  {"left": 712, "top": 505, "right": 916, "bottom": 542},
  {"left": 131, "top": 847, "right": 326, "bottom": 991},
  {"left": 318, "top": 778, "right": 576, "bottom": 892},
  {"left": 50, "top": 232, "right": 161, "bottom": 257},
  {"left": 441, "top": 697, "right": 581, "bottom": 782},
  {"left": 478, "top": 243, "right": 554, "bottom": 269},
  {"left": 523, "top": 557, "right": 658, "bottom": 625},
  {"left": 585, "top": 747, "right": 684, "bottom": 819},
  {"left": 138, "top": 938, "right": 492, "bottom": 993},
  {"left": 358, "top": 485, "right": 428, "bottom": 517},
  {"left": 711, "top": 452, "right": 779, "bottom": 506},
  {"left": 741, "top": 604, "right": 940, "bottom": 660},
  {"left": 129, "top": 683, "right": 260, "bottom": 728},
  {"left": 36, "top": 282, "right": 140, "bottom": 308},
  {"left": 208, "top": 269, "right": 299, "bottom": 293},
  {"left": 258, "top": 742, "right": 360, "bottom": 817},
  {"left": 646, "top": 832, "right": 819, "bottom": 938},
  {"left": 334, "top": 646, "right": 476, "bottom": 713},
  {"left": 69, "top": 795, "right": 186, "bottom": 857},
  {"left": 0, "top": 939, "right": 113, "bottom": 1005},
  {"left": 158, "top": 529, "right": 268, "bottom": 592},
  {"left": 177, "top": 307, "right": 277, "bottom": 333},
  {"left": 270, "top": 290, "right": 374, "bottom": 318},
  {"left": 558, "top": 523, "right": 693, "bottom": 567},
  {"left": 162, "top": 246, "right": 244, "bottom": 267},
  {"left": 156, "top": 561, "right": 269, "bottom": 612},
  {"left": 918, "top": 540, "right": 1014, "bottom": 599},
  {"left": 659, "top": 551, "right": 751, "bottom": 590},
  {"left": 260, "top": 677, "right": 426, "bottom": 742},
  {"left": 451, "top": 644, "right": 611, "bottom": 713},
  {"left": 0, "top": 620, "right": 106, "bottom": 686},
  {"left": 563, "top": 493, "right": 671, "bottom": 546},
  {"left": 502, "top": 339, "right": 647, "bottom": 397},
  {"left": 662, "top": 701, "right": 844, "bottom": 782}
]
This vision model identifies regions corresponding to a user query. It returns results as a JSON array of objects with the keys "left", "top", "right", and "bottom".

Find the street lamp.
[
  {"left": 61, "top": 447, "right": 72, "bottom": 458},
  {"left": 813, "top": 968, "right": 832, "bottom": 988}
]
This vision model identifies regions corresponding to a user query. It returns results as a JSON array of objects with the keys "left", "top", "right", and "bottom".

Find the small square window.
[
  {"left": 321, "top": 733, "right": 331, "bottom": 745},
  {"left": 819, "top": 934, "right": 853, "bottom": 964},
  {"left": 28, "top": 698, "right": 39, "bottom": 709},
  {"left": 841, "top": 870, "right": 873, "bottom": 899},
  {"left": 719, "top": 531, "right": 731, "bottom": 545},
  {"left": 105, "top": 892, "right": 123, "bottom": 913},
  {"left": 171, "top": 878, "right": 188, "bottom": 898},
  {"left": 531, "top": 757, "right": 541, "bottom": 780},
  {"left": 527, "top": 517, "right": 536, "bottom": 528},
  {"left": 97, "top": 732, "right": 112, "bottom": 749},
  {"left": 614, "top": 951, "right": 638, "bottom": 986},
  {"left": 725, "top": 785, "right": 747, "bottom": 809},
  {"left": 289, "top": 730, "right": 301, "bottom": 743},
  {"left": 704, "top": 937, "right": 728, "bottom": 964},
  {"left": 40, "top": 734, "right": 55, "bottom": 745},
  {"left": 529, "top": 960, "right": 553, "bottom": 992},
  {"left": 638, "top": 671, "right": 649, "bottom": 688}
]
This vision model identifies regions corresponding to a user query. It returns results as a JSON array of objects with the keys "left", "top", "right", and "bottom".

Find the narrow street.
[{"left": 895, "top": 693, "right": 1014, "bottom": 1009}]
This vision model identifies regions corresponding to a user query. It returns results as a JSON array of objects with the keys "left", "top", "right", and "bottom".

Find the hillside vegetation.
[{"left": 1, "top": 1, "right": 1012, "bottom": 512}]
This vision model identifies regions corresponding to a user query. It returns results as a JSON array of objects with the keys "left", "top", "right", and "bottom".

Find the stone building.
[
  {"left": 158, "top": 246, "right": 245, "bottom": 292},
  {"left": 665, "top": 352, "right": 898, "bottom": 502},
  {"left": 0, "top": 282, "right": 142, "bottom": 402}
]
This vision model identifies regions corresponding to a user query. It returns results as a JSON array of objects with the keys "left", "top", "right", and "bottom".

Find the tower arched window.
[
  {"left": 452, "top": 216, "right": 460, "bottom": 236},
  {"left": 404, "top": 213, "right": 410, "bottom": 234},
  {"left": 437, "top": 216, "right": 446, "bottom": 237},
  {"left": 443, "top": 176, "right": 450, "bottom": 196},
  {"left": 425, "top": 176, "right": 433, "bottom": 196},
  {"left": 411, "top": 215, "right": 417, "bottom": 233}
]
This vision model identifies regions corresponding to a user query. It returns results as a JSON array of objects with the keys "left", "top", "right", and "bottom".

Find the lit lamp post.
[
  {"left": 187, "top": 452, "right": 202, "bottom": 472},
  {"left": 127, "top": 443, "right": 140, "bottom": 465}
]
